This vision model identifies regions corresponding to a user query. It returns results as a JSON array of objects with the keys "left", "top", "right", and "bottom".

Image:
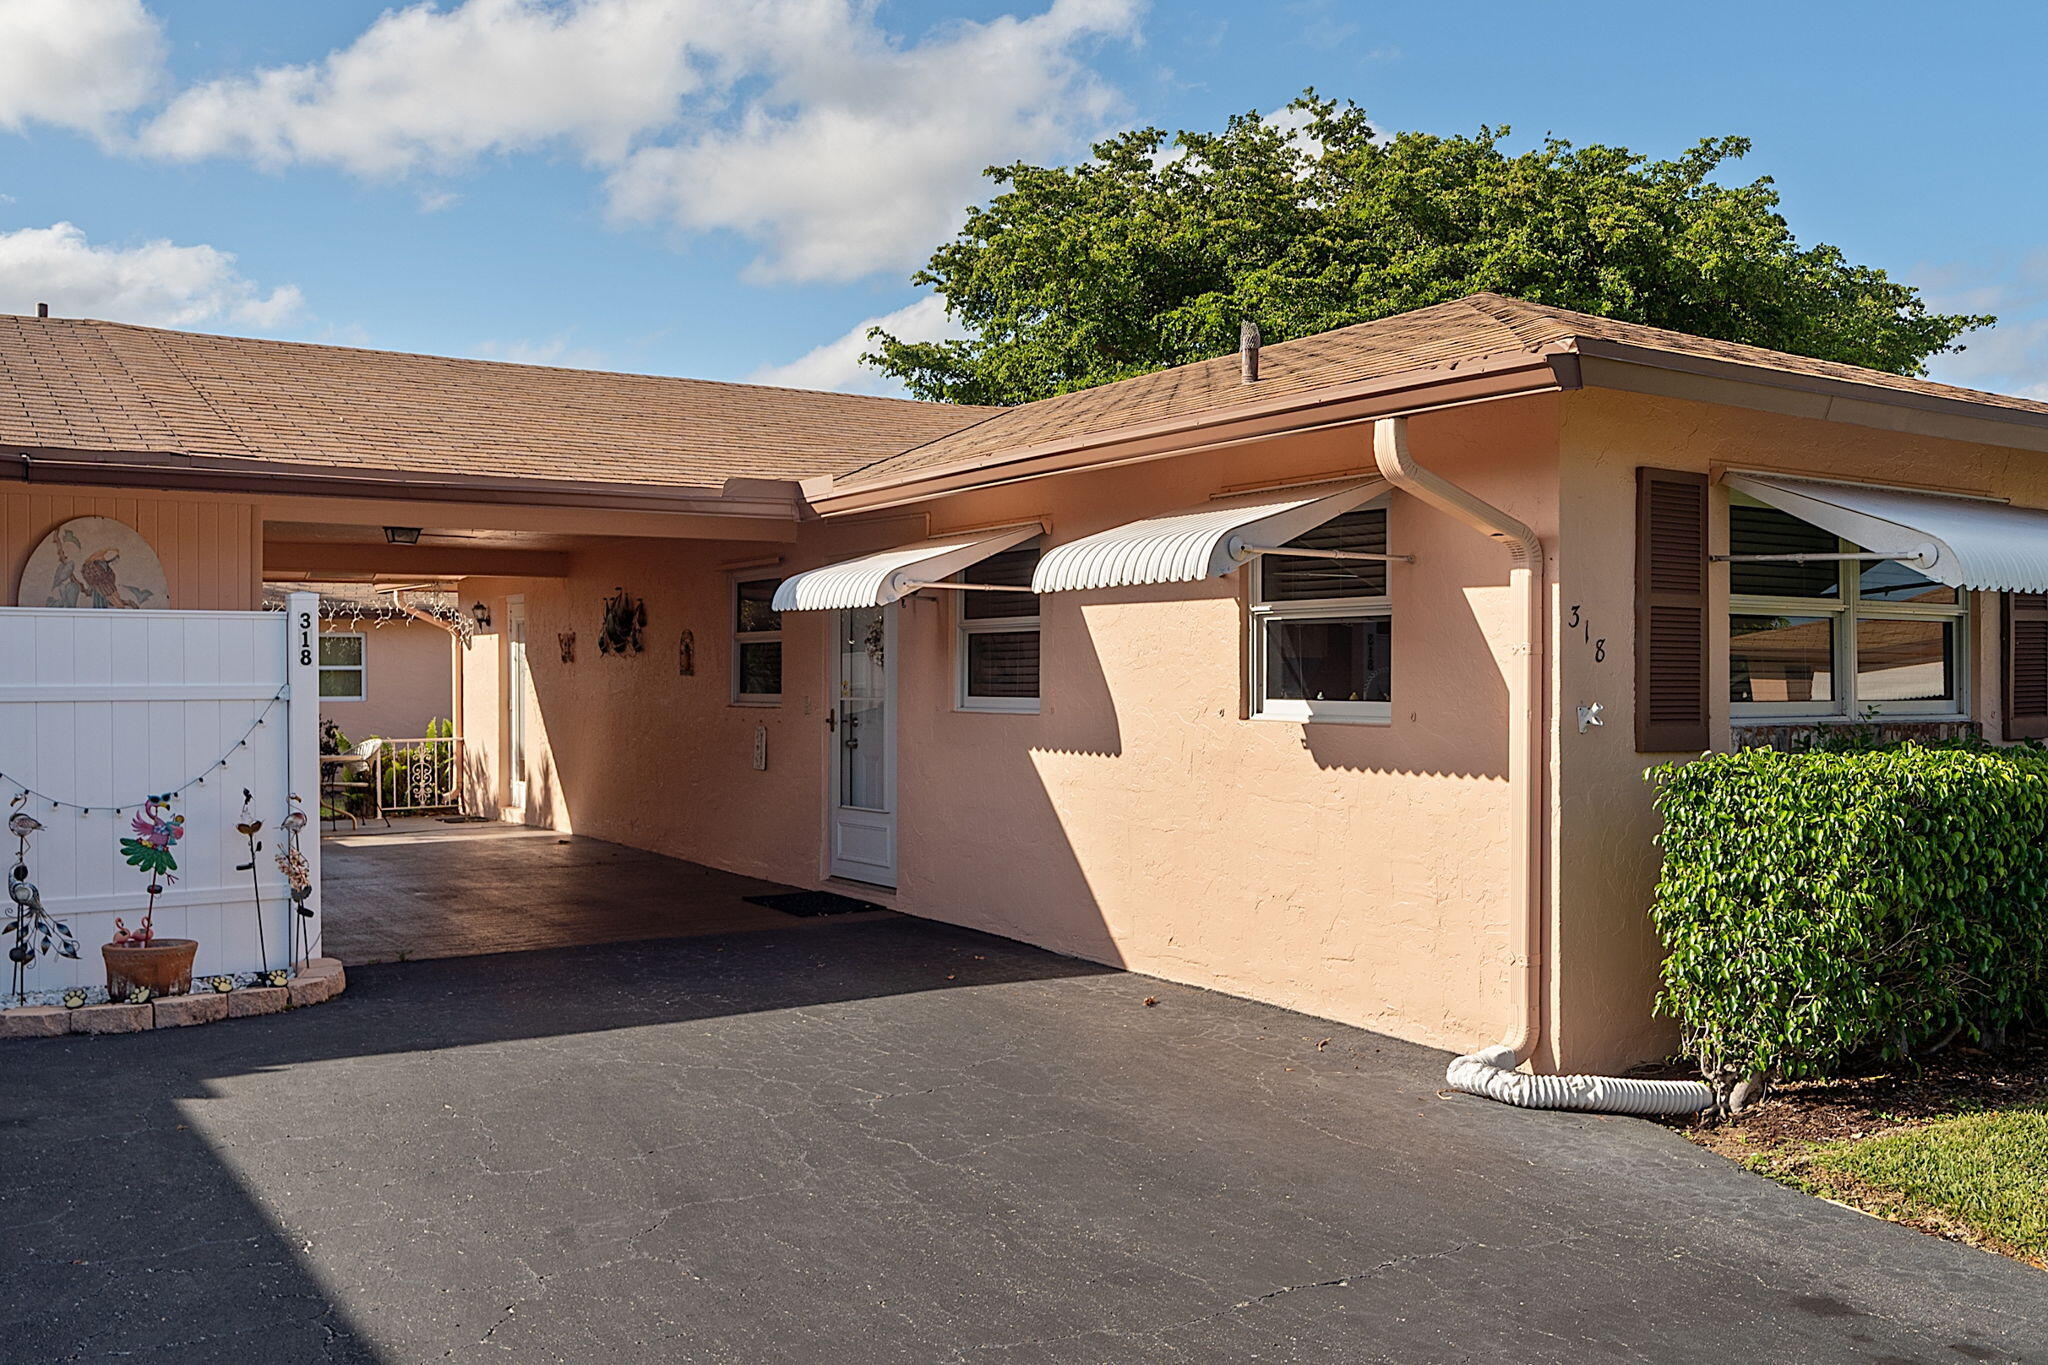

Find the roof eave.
[
  {"left": 0, "top": 445, "right": 807, "bottom": 518},
  {"left": 804, "top": 349, "right": 1580, "bottom": 517},
  {"left": 1570, "top": 339, "right": 2048, "bottom": 446}
]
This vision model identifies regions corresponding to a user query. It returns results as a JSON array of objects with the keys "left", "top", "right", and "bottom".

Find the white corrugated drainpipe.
[{"left": 1372, "top": 418, "right": 1713, "bottom": 1116}]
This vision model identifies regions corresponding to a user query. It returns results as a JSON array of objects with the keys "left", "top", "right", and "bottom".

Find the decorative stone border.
[{"left": 0, "top": 958, "right": 346, "bottom": 1040}]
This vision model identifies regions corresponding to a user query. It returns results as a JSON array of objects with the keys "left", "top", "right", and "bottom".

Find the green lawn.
[{"left": 1802, "top": 1107, "right": 2048, "bottom": 1264}]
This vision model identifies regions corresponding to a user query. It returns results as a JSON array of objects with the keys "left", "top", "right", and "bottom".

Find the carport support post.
[{"left": 286, "top": 591, "right": 323, "bottom": 969}]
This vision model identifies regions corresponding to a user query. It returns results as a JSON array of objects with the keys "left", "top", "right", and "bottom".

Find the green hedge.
[{"left": 1647, "top": 745, "right": 2048, "bottom": 1083}]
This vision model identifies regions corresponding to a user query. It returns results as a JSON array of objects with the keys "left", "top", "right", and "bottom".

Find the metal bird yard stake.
[
  {"left": 237, "top": 788, "right": 270, "bottom": 973},
  {"left": 6, "top": 795, "right": 76, "bottom": 1004},
  {"left": 275, "top": 794, "right": 314, "bottom": 968},
  {"left": 112, "top": 794, "right": 184, "bottom": 948}
]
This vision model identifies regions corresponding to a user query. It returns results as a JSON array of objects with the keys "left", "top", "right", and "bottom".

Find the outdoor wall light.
[
  {"left": 471, "top": 601, "right": 492, "bottom": 629},
  {"left": 383, "top": 526, "right": 423, "bottom": 545}
]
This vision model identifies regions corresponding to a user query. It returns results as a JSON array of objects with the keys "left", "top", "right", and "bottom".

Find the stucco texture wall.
[
  {"left": 319, "top": 618, "right": 455, "bottom": 742},
  {"left": 462, "top": 397, "right": 1561, "bottom": 1059},
  {"left": 1554, "top": 387, "right": 2030, "bottom": 1071},
  {"left": 0, "top": 483, "right": 261, "bottom": 610}
]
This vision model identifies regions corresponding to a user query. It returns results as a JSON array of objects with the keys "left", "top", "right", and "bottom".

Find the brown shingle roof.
[
  {"left": 8, "top": 296, "right": 2044, "bottom": 507},
  {"left": 832, "top": 293, "right": 2048, "bottom": 490},
  {"left": 0, "top": 315, "right": 997, "bottom": 491},
  {"left": 1469, "top": 293, "right": 2048, "bottom": 420}
]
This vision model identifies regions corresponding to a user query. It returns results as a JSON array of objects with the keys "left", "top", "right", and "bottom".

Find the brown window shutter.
[
  {"left": 1635, "top": 468, "right": 1709, "bottom": 751},
  {"left": 2004, "top": 593, "right": 2048, "bottom": 740}
]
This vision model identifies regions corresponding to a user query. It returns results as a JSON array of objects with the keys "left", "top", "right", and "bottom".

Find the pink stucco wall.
[
  {"left": 318, "top": 617, "right": 456, "bottom": 742},
  {"left": 459, "top": 398, "right": 1562, "bottom": 1059},
  {"left": 1552, "top": 386, "right": 2033, "bottom": 1071}
]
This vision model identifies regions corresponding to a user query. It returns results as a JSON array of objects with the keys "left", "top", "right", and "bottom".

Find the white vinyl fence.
[{"left": 0, "top": 593, "right": 321, "bottom": 996}]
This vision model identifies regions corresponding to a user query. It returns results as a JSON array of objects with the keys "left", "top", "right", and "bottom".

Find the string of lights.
[{"left": 0, "top": 689, "right": 286, "bottom": 816}]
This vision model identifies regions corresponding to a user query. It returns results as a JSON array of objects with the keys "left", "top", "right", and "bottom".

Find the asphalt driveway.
[{"left": 3, "top": 918, "right": 2042, "bottom": 1363}]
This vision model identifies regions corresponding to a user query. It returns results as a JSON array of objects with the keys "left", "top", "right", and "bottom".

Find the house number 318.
[
  {"left": 298, "top": 611, "right": 315, "bottom": 667},
  {"left": 1566, "top": 606, "right": 1606, "bottom": 663}
]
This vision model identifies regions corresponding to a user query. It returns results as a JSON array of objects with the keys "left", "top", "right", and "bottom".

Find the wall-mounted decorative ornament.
[
  {"left": 558, "top": 630, "right": 577, "bottom": 664},
  {"left": 677, "top": 629, "right": 695, "bottom": 677},
  {"left": 19, "top": 517, "right": 169, "bottom": 609},
  {"left": 597, "top": 588, "right": 646, "bottom": 656}
]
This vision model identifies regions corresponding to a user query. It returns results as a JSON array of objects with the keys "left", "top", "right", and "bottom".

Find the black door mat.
[{"left": 744, "top": 890, "right": 887, "bottom": 918}]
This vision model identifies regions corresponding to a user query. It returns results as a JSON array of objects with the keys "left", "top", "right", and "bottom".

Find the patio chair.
[{"left": 320, "top": 738, "right": 386, "bottom": 831}]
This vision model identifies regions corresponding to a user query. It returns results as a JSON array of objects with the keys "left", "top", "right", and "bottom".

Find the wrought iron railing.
[
  {"left": 322, "top": 736, "right": 465, "bottom": 823},
  {"left": 372, "top": 735, "right": 464, "bottom": 815}
]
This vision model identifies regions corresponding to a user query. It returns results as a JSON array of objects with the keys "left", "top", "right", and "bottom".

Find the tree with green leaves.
[{"left": 867, "top": 94, "right": 1992, "bottom": 406}]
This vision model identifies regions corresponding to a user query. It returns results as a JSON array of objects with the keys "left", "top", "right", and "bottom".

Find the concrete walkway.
[
  {"left": 321, "top": 821, "right": 890, "bottom": 964},
  {"left": 4, "top": 921, "right": 2044, "bottom": 1362}
]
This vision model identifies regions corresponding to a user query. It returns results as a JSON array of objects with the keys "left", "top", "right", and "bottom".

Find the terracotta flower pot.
[{"left": 102, "top": 938, "right": 198, "bottom": 999}]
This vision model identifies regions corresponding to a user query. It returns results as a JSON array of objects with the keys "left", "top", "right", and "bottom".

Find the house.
[
  {"left": 260, "top": 582, "right": 462, "bottom": 744},
  {"left": 8, "top": 292, "right": 2048, "bottom": 1070}
]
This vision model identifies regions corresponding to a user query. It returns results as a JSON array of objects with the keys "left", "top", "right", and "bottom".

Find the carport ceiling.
[{"left": 264, "top": 522, "right": 592, "bottom": 552}]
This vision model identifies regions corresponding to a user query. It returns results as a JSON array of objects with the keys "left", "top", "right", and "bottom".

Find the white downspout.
[{"left": 1372, "top": 418, "right": 1711, "bottom": 1115}]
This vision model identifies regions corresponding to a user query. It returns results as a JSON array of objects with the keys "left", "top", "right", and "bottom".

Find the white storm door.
[
  {"left": 507, "top": 596, "right": 529, "bottom": 811},
  {"left": 828, "top": 605, "right": 896, "bottom": 886}
]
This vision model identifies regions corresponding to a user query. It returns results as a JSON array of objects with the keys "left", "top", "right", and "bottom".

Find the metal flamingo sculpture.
[{"left": 276, "top": 794, "right": 314, "bottom": 967}]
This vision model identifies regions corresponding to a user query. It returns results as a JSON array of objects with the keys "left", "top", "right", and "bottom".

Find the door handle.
[{"left": 826, "top": 711, "right": 836, "bottom": 732}]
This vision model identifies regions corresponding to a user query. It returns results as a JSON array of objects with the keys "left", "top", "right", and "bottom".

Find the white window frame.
[
  {"left": 1727, "top": 492, "right": 1970, "bottom": 721},
  {"left": 1248, "top": 499, "right": 1393, "bottom": 725},
  {"left": 731, "top": 576, "right": 783, "bottom": 706},
  {"left": 318, "top": 630, "right": 366, "bottom": 702},
  {"left": 954, "top": 551, "right": 1041, "bottom": 714}
]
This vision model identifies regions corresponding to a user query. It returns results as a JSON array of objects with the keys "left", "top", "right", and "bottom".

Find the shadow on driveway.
[{"left": 3, "top": 918, "right": 2043, "bottom": 1363}]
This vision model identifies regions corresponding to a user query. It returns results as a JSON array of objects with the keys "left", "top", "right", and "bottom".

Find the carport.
[{"left": 321, "top": 820, "right": 890, "bottom": 964}]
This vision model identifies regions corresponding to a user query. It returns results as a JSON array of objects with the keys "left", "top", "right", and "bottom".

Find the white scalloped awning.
[
  {"left": 1726, "top": 475, "right": 2048, "bottom": 593},
  {"left": 771, "top": 524, "right": 1042, "bottom": 612},
  {"left": 1031, "top": 480, "right": 1386, "bottom": 594}
]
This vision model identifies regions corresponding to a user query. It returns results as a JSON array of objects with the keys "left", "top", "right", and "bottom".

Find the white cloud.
[
  {"left": 747, "top": 296, "right": 958, "bottom": 394},
  {"left": 135, "top": 0, "right": 1140, "bottom": 283},
  {"left": 607, "top": 0, "right": 1140, "bottom": 282},
  {"left": 140, "top": 0, "right": 727, "bottom": 174},
  {"left": 471, "top": 332, "right": 611, "bottom": 369},
  {"left": 416, "top": 189, "right": 463, "bottom": 213},
  {"left": 0, "top": 0, "right": 166, "bottom": 139},
  {"left": 1920, "top": 254, "right": 2048, "bottom": 400},
  {"left": 0, "top": 222, "right": 303, "bottom": 328}
]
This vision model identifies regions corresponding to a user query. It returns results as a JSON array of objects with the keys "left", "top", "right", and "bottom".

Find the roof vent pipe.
[
  {"left": 36, "top": 303, "right": 48, "bottom": 319},
  {"left": 1239, "top": 319, "right": 1260, "bottom": 383}
]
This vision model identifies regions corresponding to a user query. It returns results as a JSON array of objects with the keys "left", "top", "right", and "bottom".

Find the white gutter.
[{"left": 1371, "top": 418, "right": 1712, "bottom": 1115}]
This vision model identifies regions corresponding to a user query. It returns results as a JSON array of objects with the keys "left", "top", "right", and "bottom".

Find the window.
[
  {"left": 1249, "top": 505, "right": 1392, "bottom": 722},
  {"left": 1728, "top": 497, "right": 1967, "bottom": 718},
  {"left": 733, "top": 578, "right": 783, "bottom": 703},
  {"left": 956, "top": 543, "right": 1040, "bottom": 712},
  {"left": 318, "top": 632, "right": 366, "bottom": 700}
]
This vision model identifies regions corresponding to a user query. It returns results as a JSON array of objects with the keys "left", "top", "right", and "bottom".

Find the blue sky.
[{"left": 2, "top": 0, "right": 2043, "bottom": 398}]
